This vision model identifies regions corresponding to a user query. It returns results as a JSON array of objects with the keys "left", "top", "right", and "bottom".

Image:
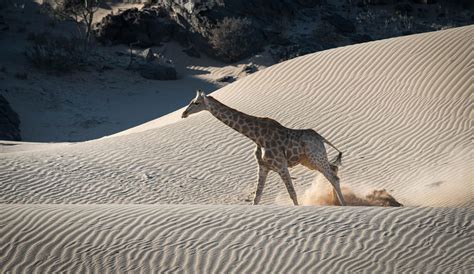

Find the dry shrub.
[
  {"left": 43, "top": 0, "right": 101, "bottom": 51},
  {"left": 209, "top": 17, "right": 257, "bottom": 62},
  {"left": 25, "top": 32, "right": 87, "bottom": 72}
]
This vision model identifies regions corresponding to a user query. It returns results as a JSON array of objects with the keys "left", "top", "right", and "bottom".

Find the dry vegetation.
[{"left": 209, "top": 17, "right": 257, "bottom": 62}]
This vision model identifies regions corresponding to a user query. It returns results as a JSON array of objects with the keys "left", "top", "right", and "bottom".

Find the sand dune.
[
  {"left": 0, "top": 26, "right": 473, "bottom": 272},
  {"left": 1, "top": 26, "right": 471, "bottom": 207},
  {"left": 0, "top": 205, "right": 472, "bottom": 273}
]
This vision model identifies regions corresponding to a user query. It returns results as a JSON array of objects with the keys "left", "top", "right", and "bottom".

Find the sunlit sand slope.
[{"left": 1, "top": 26, "right": 472, "bottom": 207}]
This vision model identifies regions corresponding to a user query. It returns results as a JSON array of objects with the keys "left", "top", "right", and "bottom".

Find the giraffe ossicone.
[{"left": 182, "top": 90, "right": 346, "bottom": 206}]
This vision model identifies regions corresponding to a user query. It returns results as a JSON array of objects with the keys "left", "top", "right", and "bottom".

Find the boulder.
[
  {"left": 95, "top": 7, "right": 178, "bottom": 47},
  {"left": 0, "top": 95, "right": 21, "bottom": 141},
  {"left": 241, "top": 64, "right": 258, "bottom": 75}
]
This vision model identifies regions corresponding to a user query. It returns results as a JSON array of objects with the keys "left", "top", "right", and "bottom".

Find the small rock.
[
  {"left": 143, "top": 48, "right": 155, "bottom": 63},
  {"left": 241, "top": 64, "right": 258, "bottom": 75},
  {"left": 216, "top": 75, "right": 235, "bottom": 83},
  {"left": 142, "top": 172, "right": 153, "bottom": 180}
]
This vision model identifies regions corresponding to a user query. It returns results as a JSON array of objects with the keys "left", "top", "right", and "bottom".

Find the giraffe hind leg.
[
  {"left": 325, "top": 171, "right": 346, "bottom": 206},
  {"left": 303, "top": 142, "right": 346, "bottom": 206}
]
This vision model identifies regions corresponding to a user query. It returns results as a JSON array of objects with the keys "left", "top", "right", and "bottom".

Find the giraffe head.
[{"left": 182, "top": 90, "right": 208, "bottom": 118}]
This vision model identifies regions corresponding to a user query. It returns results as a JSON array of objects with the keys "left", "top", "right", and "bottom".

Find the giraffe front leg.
[
  {"left": 253, "top": 146, "right": 269, "bottom": 205},
  {"left": 278, "top": 168, "right": 299, "bottom": 206},
  {"left": 253, "top": 164, "right": 269, "bottom": 205}
]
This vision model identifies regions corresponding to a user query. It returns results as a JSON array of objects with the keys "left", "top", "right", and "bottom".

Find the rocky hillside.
[
  {"left": 95, "top": 0, "right": 474, "bottom": 62},
  {"left": 0, "top": 95, "right": 21, "bottom": 141}
]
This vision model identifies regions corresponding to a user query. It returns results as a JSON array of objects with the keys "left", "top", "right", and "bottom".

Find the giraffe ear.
[{"left": 199, "top": 90, "right": 206, "bottom": 97}]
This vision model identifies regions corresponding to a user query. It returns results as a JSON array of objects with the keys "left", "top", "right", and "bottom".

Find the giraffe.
[{"left": 182, "top": 90, "right": 346, "bottom": 206}]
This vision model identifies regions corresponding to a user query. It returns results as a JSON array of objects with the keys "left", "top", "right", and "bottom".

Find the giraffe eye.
[{"left": 193, "top": 102, "right": 200, "bottom": 105}]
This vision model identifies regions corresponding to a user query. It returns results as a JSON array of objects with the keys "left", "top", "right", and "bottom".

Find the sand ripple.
[{"left": 0, "top": 205, "right": 472, "bottom": 273}]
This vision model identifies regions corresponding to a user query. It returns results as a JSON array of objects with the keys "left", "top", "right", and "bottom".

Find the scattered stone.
[
  {"left": 241, "top": 64, "right": 258, "bottom": 75},
  {"left": 0, "top": 95, "right": 21, "bottom": 141},
  {"left": 216, "top": 75, "right": 235, "bottom": 83}
]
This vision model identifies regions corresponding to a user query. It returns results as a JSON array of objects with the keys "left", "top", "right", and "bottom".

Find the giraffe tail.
[
  {"left": 319, "top": 136, "right": 343, "bottom": 166},
  {"left": 330, "top": 151, "right": 343, "bottom": 167},
  {"left": 312, "top": 130, "right": 343, "bottom": 167}
]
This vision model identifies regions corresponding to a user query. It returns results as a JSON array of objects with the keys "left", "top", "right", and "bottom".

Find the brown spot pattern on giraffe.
[{"left": 202, "top": 95, "right": 346, "bottom": 206}]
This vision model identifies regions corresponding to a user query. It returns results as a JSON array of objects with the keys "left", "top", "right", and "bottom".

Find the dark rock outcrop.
[
  {"left": 126, "top": 48, "right": 178, "bottom": 80},
  {"left": 95, "top": 0, "right": 474, "bottom": 63},
  {"left": 95, "top": 7, "right": 178, "bottom": 47},
  {"left": 0, "top": 95, "right": 21, "bottom": 141},
  {"left": 323, "top": 13, "right": 356, "bottom": 33},
  {"left": 95, "top": 1, "right": 326, "bottom": 62}
]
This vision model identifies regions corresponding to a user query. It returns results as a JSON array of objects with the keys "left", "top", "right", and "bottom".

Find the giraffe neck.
[{"left": 206, "top": 96, "right": 261, "bottom": 143}]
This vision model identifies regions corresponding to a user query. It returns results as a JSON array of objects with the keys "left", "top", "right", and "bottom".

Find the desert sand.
[{"left": 1, "top": 26, "right": 472, "bottom": 272}]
